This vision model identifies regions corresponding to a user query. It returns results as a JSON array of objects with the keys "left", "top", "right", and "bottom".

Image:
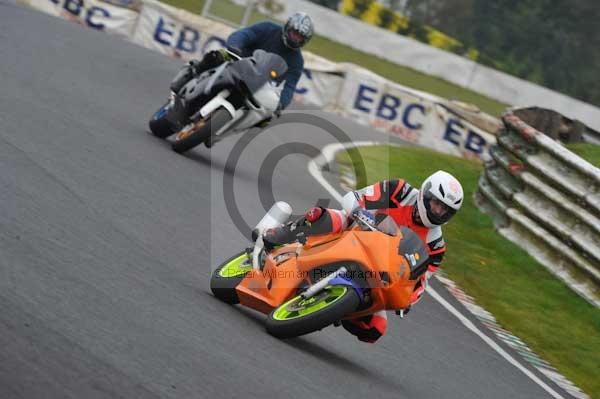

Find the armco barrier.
[
  {"left": 17, "top": 0, "right": 140, "bottom": 36},
  {"left": 476, "top": 109, "right": 600, "bottom": 307}
]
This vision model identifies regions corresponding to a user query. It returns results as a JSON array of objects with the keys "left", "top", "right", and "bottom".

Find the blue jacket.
[{"left": 227, "top": 21, "right": 304, "bottom": 109}]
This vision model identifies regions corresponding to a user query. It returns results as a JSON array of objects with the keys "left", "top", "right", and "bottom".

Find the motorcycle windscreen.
[
  {"left": 374, "top": 214, "right": 399, "bottom": 236},
  {"left": 229, "top": 49, "right": 288, "bottom": 92},
  {"left": 397, "top": 226, "right": 430, "bottom": 280}
]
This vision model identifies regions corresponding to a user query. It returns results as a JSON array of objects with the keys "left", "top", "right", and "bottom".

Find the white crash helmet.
[{"left": 416, "top": 171, "right": 464, "bottom": 228}]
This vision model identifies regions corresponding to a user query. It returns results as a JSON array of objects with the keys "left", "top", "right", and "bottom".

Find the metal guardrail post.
[
  {"left": 201, "top": 0, "right": 213, "bottom": 18},
  {"left": 201, "top": 0, "right": 256, "bottom": 28},
  {"left": 476, "top": 109, "right": 600, "bottom": 308},
  {"left": 241, "top": 0, "right": 256, "bottom": 27}
]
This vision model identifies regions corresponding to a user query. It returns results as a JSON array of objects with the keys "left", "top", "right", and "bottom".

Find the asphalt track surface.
[{"left": 0, "top": 3, "right": 575, "bottom": 398}]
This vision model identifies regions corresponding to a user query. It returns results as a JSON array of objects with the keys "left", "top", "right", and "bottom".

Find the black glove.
[
  {"left": 170, "top": 61, "right": 199, "bottom": 93},
  {"left": 188, "top": 50, "right": 225, "bottom": 76},
  {"left": 188, "top": 59, "right": 203, "bottom": 76},
  {"left": 204, "top": 50, "right": 225, "bottom": 67}
]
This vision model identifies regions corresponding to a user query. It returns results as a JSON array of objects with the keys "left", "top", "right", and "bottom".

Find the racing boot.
[
  {"left": 170, "top": 50, "right": 227, "bottom": 94},
  {"left": 262, "top": 223, "right": 307, "bottom": 251},
  {"left": 256, "top": 207, "right": 325, "bottom": 251},
  {"left": 245, "top": 222, "right": 304, "bottom": 270}
]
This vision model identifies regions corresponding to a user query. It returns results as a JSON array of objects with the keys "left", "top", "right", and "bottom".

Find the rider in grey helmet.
[
  {"left": 170, "top": 13, "right": 314, "bottom": 120},
  {"left": 282, "top": 12, "right": 314, "bottom": 50}
]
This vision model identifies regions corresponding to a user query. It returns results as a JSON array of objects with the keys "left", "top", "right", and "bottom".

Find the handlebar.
[
  {"left": 226, "top": 49, "right": 242, "bottom": 61},
  {"left": 352, "top": 210, "right": 377, "bottom": 232},
  {"left": 351, "top": 210, "right": 399, "bottom": 237}
]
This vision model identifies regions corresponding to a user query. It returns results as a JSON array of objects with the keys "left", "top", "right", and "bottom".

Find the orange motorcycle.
[{"left": 210, "top": 203, "right": 429, "bottom": 338}]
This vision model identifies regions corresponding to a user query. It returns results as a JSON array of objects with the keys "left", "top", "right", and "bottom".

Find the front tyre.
[
  {"left": 266, "top": 285, "right": 359, "bottom": 339},
  {"left": 149, "top": 101, "right": 175, "bottom": 138},
  {"left": 172, "top": 108, "right": 232, "bottom": 153},
  {"left": 210, "top": 251, "right": 252, "bottom": 304}
]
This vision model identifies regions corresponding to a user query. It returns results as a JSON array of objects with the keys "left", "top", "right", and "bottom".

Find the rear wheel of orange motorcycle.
[
  {"left": 266, "top": 285, "right": 360, "bottom": 339},
  {"left": 210, "top": 251, "right": 252, "bottom": 304}
]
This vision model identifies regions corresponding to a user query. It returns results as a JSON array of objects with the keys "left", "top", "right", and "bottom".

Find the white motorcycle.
[{"left": 149, "top": 49, "right": 287, "bottom": 153}]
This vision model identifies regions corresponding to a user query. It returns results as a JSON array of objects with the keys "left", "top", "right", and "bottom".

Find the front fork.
[{"left": 301, "top": 266, "right": 365, "bottom": 304}]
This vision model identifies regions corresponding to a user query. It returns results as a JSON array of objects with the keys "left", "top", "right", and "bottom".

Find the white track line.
[
  {"left": 307, "top": 141, "right": 378, "bottom": 204},
  {"left": 308, "top": 142, "right": 565, "bottom": 399}
]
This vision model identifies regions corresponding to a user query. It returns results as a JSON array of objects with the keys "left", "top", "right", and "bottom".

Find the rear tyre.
[
  {"left": 210, "top": 251, "right": 252, "bottom": 304},
  {"left": 172, "top": 108, "right": 232, "bottom": 153},
  {"left": 266, "top": 285, "right": 360, "bottom": 339},
  {"left": 149, "top": 101, "right": 175, "bottom": 138}
]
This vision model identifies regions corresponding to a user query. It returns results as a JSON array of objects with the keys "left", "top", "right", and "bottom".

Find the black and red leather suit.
[{"left": 264, "top": 179, "right": 446, "bottom": 343}]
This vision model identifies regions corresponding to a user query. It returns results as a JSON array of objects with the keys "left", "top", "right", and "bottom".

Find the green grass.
[
  {"left": 337, "top": 145, "right": 600, "bottom": 398},
  {"left": 160, "top": 0, "right": 508, "bottom": 116},
  {"left": 568, "top": 143, "right": 600, "bottom": 167}
]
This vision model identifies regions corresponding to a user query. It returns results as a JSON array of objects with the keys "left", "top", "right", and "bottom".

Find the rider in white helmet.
[{"left": 261, "top": 170, "right": 464, "bottom": 343}]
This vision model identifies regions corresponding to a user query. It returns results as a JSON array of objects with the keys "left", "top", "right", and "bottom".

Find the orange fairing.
[{"left": 236, "top": 222, "right": 423, "bottom": 318}]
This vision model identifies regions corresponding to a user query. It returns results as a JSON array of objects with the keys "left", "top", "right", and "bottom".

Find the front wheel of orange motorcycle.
[
  {"left": 210, "top": 251, "right": 252, "bottom": 304},
  {"left": 266, "top": 285, "right": 360, "bottom": 339}
]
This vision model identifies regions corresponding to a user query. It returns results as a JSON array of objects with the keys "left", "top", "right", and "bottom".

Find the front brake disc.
[{"left": 286, "top": 290, "right": 330, "bottom": 312}]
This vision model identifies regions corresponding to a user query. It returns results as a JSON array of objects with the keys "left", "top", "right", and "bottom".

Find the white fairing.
[
  {"left": 200, "top": 89, "right": 235, "bottom": 118},
  {"left": 212, "top": 82, "right": 282, "bottom": 142},
  {"left": 252, "top": 82, "right": 281, "bottom": 112},
  {"left": 197, "top": 75, "right": 282, "bottom": 146}
]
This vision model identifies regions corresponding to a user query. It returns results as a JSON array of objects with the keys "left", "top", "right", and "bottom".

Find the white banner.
[
  {"left": 336, "top": 66, "right": 496, "bottom": 160},
  {"left": 131, "top": 0, "right": 233, "bottom": 61},
  {"left": 292, "top": 69, "right": 344, "bottom": 109},
  {"left": 17, "top": 0, "right": 497, "bottom": 160},
  {"left": 292, "top": 53, "right": 345, "bottom": 109},
  {"left": 18, "top": 0, "right": 138, "bottom": 37}
]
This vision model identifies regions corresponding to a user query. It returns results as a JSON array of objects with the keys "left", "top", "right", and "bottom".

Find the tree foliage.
[
  {"left": 401, "top": 0, "right": 600, "bottom": 106},
  {"left": 308, "top": 0, "right": 599, "bottom": 106},
  {"left": 308, "top": 0, "right": 340, "bottom": 10}
]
